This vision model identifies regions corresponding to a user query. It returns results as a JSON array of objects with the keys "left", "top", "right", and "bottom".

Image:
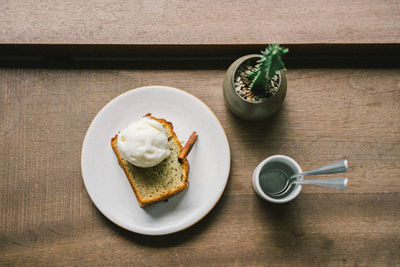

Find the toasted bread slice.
[{"left": 111, "top": 115, "right": 189, "bottom": 207}]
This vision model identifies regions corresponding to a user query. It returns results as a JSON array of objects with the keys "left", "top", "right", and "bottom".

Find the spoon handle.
[
  {"left": 296, "top": 160, "right": 348, "bottom": 177},
  {"left": 294, "top": 178, "right": 348, "bottom": 190}
]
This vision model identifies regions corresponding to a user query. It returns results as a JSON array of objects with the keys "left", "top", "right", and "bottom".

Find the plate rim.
[{"left": 81, "top": 85, "right": 231, "bottom": 235}]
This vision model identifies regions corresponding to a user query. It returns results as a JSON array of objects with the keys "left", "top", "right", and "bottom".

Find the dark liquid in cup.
[{"left": 259, "top": 161, "right": 297, "bottom": 198}]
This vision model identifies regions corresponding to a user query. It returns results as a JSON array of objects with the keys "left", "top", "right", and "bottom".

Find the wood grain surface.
[
  {"left": 0, "top": 0, "right": 399, "bottom": 44},
  {"left": 1, "top": 66, "right": 400, "bottom": 266}
]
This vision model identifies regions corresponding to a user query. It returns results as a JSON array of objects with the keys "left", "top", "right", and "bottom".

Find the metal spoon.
[
  {"left": 262, "top": 160, "right": 348, "bottom": 195},
  {"left": 290, "top": 160, "right": 348, "bottom": 179},
  {"left": 272, "top": 177, "right": 348, "bottom": 196}
]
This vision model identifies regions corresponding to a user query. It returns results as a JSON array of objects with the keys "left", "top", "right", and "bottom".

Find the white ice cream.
[{"left": 117, "top": 117, "right": 170, "bottom": 168}]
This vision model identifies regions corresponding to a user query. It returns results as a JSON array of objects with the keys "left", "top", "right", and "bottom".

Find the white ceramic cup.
[{"left": 252, "top": 155, "right": 302, "bottom": 203}]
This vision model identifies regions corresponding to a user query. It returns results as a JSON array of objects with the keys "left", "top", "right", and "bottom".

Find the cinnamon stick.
[{"left": 178, "top": 131, "right": 198, "bottom": 163}]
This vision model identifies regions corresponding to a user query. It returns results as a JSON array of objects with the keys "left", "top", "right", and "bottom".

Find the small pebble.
[{"left": 236, "top": 77, "right": 241, "bottom": 82}]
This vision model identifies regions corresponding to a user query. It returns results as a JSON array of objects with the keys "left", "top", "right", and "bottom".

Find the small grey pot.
[{"left": 223, "top": 54, "right": 287, "bottom": 121}]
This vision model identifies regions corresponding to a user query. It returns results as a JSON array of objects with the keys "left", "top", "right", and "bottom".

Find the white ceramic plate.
[{"left": 81, "top": 86, "right": 230, "bottom": 235}]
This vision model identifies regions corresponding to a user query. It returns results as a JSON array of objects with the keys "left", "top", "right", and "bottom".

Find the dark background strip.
[{"left": 0, "top": 44, "right": 399, "bottom": 69}]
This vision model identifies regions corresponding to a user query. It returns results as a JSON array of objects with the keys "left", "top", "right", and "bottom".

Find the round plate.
[{"left": 81, "top": 86, "right": 231, "bottom": 235}]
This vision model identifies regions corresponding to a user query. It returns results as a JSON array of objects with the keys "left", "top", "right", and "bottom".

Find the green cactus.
[{"left": 248, "top": 44, "right": 288, "bottom": 96}]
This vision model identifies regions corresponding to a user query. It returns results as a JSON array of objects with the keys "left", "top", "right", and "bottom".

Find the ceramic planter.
[{"left": 223, "top": 54, "right": 287, "bottom": 121}]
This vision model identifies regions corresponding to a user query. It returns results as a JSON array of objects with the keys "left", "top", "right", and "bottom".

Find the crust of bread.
[{"left": 111, "top": 114, "right": 189, "bottom": 207}]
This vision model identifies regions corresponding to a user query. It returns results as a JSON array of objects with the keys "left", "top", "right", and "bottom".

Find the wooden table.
[
  {"left": 1, "top": 65, "right": 399, "bottom": 265},
  {"left": 0, "top": 0, "right": 399, "bottom": 44},
  {"left": 1, "top": 0, "right": 400, "bottom": 265}
]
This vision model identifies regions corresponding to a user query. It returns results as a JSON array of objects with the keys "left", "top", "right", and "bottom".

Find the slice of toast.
[{"left": 111, "top": 115, "right": 189, "bottom": 207}]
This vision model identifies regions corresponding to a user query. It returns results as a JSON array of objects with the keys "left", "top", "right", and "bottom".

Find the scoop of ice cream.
[{"left": 117, "top": 117, "right": 170, "bottom": 168}]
